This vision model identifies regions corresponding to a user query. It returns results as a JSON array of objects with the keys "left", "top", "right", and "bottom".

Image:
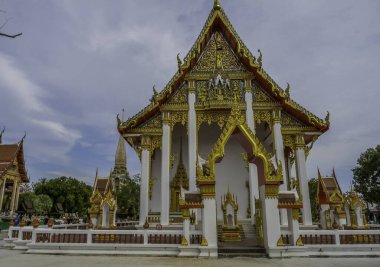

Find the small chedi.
[
  {"left": 4, "top": 0, "right": 380, "bottom": 258},
  {"left": 88, "top": 135, "right": 128, "bottom": 229}
]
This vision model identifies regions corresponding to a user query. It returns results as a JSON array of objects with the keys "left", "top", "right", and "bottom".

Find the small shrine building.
[{"left": 0, "top": 130, "right": 29, "bottom": 216}]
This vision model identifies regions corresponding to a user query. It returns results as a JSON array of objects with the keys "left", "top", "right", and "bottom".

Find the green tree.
[
  {"left": 33, "top": 194, "right": 53, "bottom": 215},
  {"left": 33, "top": 177, "right": 92, "bottom": 215},
  {"left": 18, "top": 192, "right": 52, "bottom": 215},
  {"left": 352, "top": 145, "right": 380, "bottom": 206},
  {"left": 308, "top": 178, "right": 320, "bottom": 223},
  {"left": 116, "top": 174, "right": 140, "bottom": 220}
]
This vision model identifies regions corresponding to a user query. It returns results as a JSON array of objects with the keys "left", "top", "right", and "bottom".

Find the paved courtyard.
[{"left": 0, "top": 245, "right": 379, "bottom": 267}]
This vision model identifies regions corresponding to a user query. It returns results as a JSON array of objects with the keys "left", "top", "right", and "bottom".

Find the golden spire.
[
  {"left": 214, "top": 0, "right": 221, "bottom": 10},
  {"left": 114, "top": 134, "right": 127, "bottom": 176}
]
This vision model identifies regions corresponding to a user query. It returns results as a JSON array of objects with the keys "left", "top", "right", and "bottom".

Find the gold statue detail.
[{"left": 285, "top": 82, "right": 290, "bottom": 97}]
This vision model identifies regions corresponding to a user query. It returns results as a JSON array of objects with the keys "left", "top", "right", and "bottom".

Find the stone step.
[
  {"left": 218, "top": 252, "right": 266, "bottom": 258},
  {"left": 218, "top": 246, "right": 266, "bottom": 258}
]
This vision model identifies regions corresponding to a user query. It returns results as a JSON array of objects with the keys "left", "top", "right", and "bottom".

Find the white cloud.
[
  {"left": 0, "top": 53, "right": 49, "bottom": 113},
  {"left": 1, "top": 0, "right": 379, "bottom": 188}
]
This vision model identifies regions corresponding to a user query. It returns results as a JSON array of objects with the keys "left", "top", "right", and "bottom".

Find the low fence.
[
  {"left": 31, "top": 228, "right": 184, "bottom": 245},
  {"left": 8, "top": 224, "right": 87, "bottom": 241},
  {"left": 299, "top": 229, "right": 380, "bottom": 245}
]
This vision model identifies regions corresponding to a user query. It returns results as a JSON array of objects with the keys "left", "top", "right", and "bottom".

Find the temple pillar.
[
  {"left": 249, "top": 163, "right": 259, "bottom": 224},
  {"left": 295, "top": 134, "right": 312, "bottom": 225},
  {"left": 139, "top": 136, "right": 151, "bottom": 225},
  {"left": 272, "top": 109, "right": 288, "bottom": 226},
  {"left": 287, "top": 208, "right": 300, "bottom": 246},
  {"left": 10, "top": 180, "right": 17, "bottom": 216},
  {"left": 0, "top": 178, "right": 6, "bottom": 211},
  {"left": 260, "top": 184, "right": 281, "bottom": 249},
  {"left": 198, "top": 181, "right": 217, "bottom": 249},
  {"left": 187, "top": 80, "right": 197, "bottom": 192},
  {"left": 14, "top": 182, "right": 21, "bottom": 212},
  {"left": 161, "top": 112, "right": 171, "bottom": 225},
  {"left": 244, "top": 79, "right": 255, "bottom": 131},
  {"left": 182, "top": 209, "right": 190, "bottom": 246},
  {"left": 245, "top": 79, "right": 259, "bottom": 224},
  {"left": 202, "top": 197, "right": 217, "bottom": 247}
]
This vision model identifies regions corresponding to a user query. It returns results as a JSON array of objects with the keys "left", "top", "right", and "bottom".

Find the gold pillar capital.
[
  {"left": 244, "top": 79, "right": 252, "bottom": 93},
  {"left": 141, "top": 135, "right": 152, "bottom": 150},
  {"left": 295, "top": 133, "right": 305, "bottom": 148},
  {"left": 272, "top": 109, "right": 281, "bottom": 123},
  {"left": 187, "top": 80, "right": 196, "bottom": 94},
  {"left": 162, "top": 112, "right": 171, "bottom": 124}
]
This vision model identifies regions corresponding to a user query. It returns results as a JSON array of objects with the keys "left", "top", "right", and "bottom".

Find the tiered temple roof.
[
  {"left": 0, "top": 136, "right": 28, "bottom": 182},
  {"left": 118, "top": 0, "right": 329, "bottom": 140},
  {"left": 317, "top": 169, "right": 344, "bottom": 206}
]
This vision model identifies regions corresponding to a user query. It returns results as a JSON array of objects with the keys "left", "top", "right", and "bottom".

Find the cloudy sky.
[{"left": 1, "top": 0, "right": 379, "bottom": 191}]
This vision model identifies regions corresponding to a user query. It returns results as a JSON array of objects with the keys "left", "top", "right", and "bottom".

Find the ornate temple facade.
[
  {"left": 118, "top": 0, "right": 329, "bottom": 251},
  {"left": 0, "top": 130, "right": 29, "bottom": 216},
  {"left": 5, "top": 1, "right": 380, "bottom": 258}
]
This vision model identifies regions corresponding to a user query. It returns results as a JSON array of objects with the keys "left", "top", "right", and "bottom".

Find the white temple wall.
[
  {"left": 149, "top": 149, "right": 162, "bottom": 213},
  {"left": 170, "top": 124, "right": 189, "bottom": 181},
  {"left": 214, "top": 137, "right": 249, "bottom": 221},
  {"left": 198, "top": 124, "right": 222, "bottom": 159}
]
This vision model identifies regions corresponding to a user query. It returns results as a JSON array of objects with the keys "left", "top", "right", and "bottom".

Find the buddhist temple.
[
  {"left": 0, "top": 130, "right": 29, "bottom": 216},
  {"left": 5, "top": 1, "right": 380, "bottom": 258},
  {"left": 118, "top": 0, "right": 329, "bottom": 252}
]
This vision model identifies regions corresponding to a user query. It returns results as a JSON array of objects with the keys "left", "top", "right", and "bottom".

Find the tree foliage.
[
  {"left": 352, "top": 145, "right": 380, "bottom": 205},
  {"left": 33, "top": 177, "right": 92, "bottom": 215},
  {"left": 308, "top": 178, "right": 320, "bottom": 223},
  {"left": 116, "top": 174, "right": 140, "bottom": 220},
  {"left": 18, "top": 192, "right": 52, "bottom": 215}
]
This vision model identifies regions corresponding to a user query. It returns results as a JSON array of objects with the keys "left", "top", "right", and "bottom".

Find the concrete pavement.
[{"left": 0, "top": 244, "right": 379, "bottom": 267}]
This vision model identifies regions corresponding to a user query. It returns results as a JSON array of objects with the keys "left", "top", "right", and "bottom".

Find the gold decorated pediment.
[
  {"left": 90, "top": 191, "right": 103, "bottom": 205},
  {"left": 329, "top": 191, "right": 344, "bottom": 204},
  {"left": 167, "top": 83, "right": 188, "bottom": 105},
  {"left": 140, "top": 114, "right": 162, "bottom": 129},
  {"left": 253, "top": 84, "right": 276, "bottom": 103},
  {"left": 191, "top": 31, "right": 247, "bottom": 74}
]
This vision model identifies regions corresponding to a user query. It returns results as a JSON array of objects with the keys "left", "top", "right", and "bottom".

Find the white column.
[
  {"left": 10, "top": 180, "right": 17, "bottom": 216},
  {"left": 202, "top": 197, "right": 217, "bottom": 247},
  {"left": 260, "top": 184, "right": 281, "bottom": 249},
  {"left": 295, "top": 134, "right": 312, "bottom": 225},
  {"left": 0, "top": 178, "right": 6, "bottom": 211},
  {"left": 245, "top": 80, "right": 259, "bottom": 224},
  {"left": 188, "top": 80, "right": 197, "bottom": 192},
  {"left": 273, "top": 110, "right": 288, "bottom": 226},
  {"left": 139, "top": 136, "right": 151, "bottom": 225},
  {"left": 249, "top": 163, "right": 259, "bottom": 224},
  {"left": 14, "top": 183, "right": 21, "bottom": 212},
  {"left": 244, "top": 79, "right": 255, "bottom": 132},
  {"left": 161, "top": 113, "right": 171, "bottom": 225},
  {"left": 287, "top": 209, "right": 300, "bottom": 245},
  {"left": 182, "top": 215, "right": 190, "bottom": 245}
]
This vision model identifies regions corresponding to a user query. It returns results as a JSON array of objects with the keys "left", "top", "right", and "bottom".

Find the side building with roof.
[{"left": 0, "top": 130, "right": 29, "bottom": 216}]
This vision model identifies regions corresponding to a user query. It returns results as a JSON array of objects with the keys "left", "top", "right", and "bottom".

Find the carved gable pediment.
[
  {"left": 191, "top": 31, "right": 247, "bottom": 75},
  {"left": 329, "top": 191, "right": 344, "bottom": 204}
]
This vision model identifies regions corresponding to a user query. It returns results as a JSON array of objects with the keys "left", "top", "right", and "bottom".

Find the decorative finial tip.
[{"left": 214, "top": 0, "right": 221, "bottom": 10}]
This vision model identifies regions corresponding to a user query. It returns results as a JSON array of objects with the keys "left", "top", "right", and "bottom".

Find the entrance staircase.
[{"left": 217, "top": 220, "right": 266, "bottom": 257}]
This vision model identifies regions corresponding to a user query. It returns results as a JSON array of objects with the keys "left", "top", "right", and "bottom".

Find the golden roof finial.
[
  {"left": 214, "top": 0, "right": 221, "bottom": 10},
  {"left": 285, "top": 83, "right": 290, "bottom": 97}
]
